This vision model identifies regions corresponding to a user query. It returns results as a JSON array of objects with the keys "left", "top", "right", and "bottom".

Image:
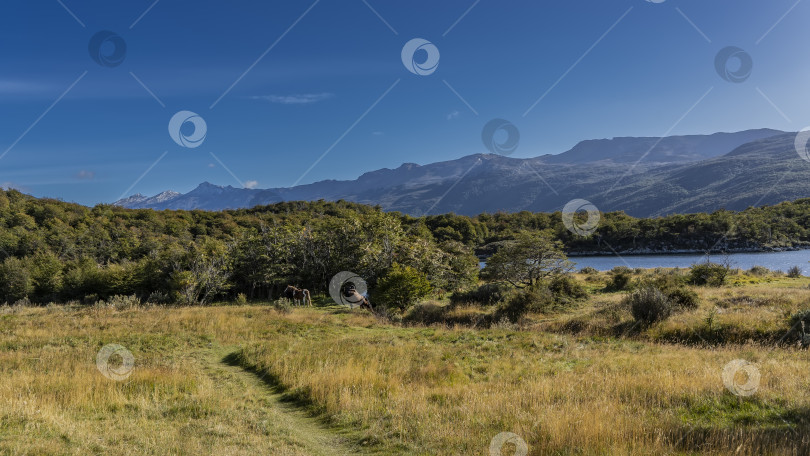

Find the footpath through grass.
[
  {"left": 0, "top": 305, "right": 372, "bottom": 455},
  {"left": 1, "top": 300, "right": 809, "bottom": 455}
]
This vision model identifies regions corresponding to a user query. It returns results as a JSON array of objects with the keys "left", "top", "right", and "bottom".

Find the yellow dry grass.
[{"left": 1, "top": 274, "right": 809, "bottom": 456}]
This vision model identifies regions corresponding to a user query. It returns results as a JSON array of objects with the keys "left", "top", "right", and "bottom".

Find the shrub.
[
  {"left": 748, "top": 265, "right": 771, "bottom": 277},
  {"left": 273, "top": 298, "right": 292, "bottom": 314},
  {"left": 689, "top": 263, "right": 729, "bottom": 286},
  {"left": 579, "top": 266, "right": 598, "bottom": 275},
  {"left": 548, "top": 275, "right": 588, "bottom": 300},
  {"left": 626, "top": 287, "right": 673, "bottom": 324},
  {"left": 450, "top": 283, "right": 511, "bottom": 306},
  {"left": 375, "top": 263, "right": 433, "bottom": 311},
  {"left": 100, "top": 294, "right": 140, "bottom": 310},
  {"left": 643, "top": 273, "right": 699, "bottom": 310},
  {"left": 146, "top": 291, "right": 171, "bottom": 305},
  {"left": 665, "top": 287, "right": 700, "bottom": 310},
  {"left": 787, "top": 266, "right": 803, "bottom": 278},
  {"left": 236, "top": 293, "right": 248, "bottom": 305},
  {"left": 605, "top": 271, "right": 633, "bottom": 292},
  {"left": 494, "top": 286, "right": 555, "bottom": 322},
  {"left": 611, "top": 266, "right": 633, "bottom": 275},
  {"left": 403, "top": 302, "right": 446, "bottom": 325},
  {"left": 792, "top": 310, "right": 810, "bottom": 326}
]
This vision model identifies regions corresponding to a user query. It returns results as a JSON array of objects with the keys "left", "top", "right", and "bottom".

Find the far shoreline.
[
  {"left": 477, "top": 245, "right": 810, "bottom": 263},
  {"left": 566, "top": 245, "right": 810, "bottom": 257}
]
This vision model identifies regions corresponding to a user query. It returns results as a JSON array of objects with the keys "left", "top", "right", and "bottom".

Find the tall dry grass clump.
[{"left": 238, "top": 322, "right": 810, "bottom": 455}]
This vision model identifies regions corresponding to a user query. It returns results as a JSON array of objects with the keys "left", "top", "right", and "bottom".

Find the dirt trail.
[{"left": 197, "top": 346, "right": 363, "bottom": 456}]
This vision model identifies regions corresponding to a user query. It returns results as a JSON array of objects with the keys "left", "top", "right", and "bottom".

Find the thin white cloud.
[
  {"left": 447, "top": 110, "right": 460, "bottom": 120},
  {"left": 244, "top": 180, "right": 259, "bottom": 189},
  {"left": 249, "top": 93, "right": 333, "bottom": 105},
  {"left": 76, "top": 170, "right": 95, "bottom": 180},
  {"left": 0, "top": 80, "right": 55, "bottom": 94}
]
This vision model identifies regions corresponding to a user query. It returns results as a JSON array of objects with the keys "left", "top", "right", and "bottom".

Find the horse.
[
  {"left": 342, "top": 284, "right": 372, "bottom": 311},
  {"left": 284, "top": 285, "right": 312, "bottom": 307}
]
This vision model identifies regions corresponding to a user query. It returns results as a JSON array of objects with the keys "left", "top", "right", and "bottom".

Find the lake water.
[{"left": 480, "top": 250, "right": 810, "bottom": 274}]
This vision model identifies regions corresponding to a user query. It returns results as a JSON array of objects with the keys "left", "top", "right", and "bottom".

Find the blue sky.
[{"left": 1, "top": 0, "right": 808, "bottom": 205}]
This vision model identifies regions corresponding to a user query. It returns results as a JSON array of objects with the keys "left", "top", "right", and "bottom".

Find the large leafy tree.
[
  {"left": 231, "top": 225, "right": 295, "bottom": 298},
  {"left": 171, "top": 239, "right": 232, "bottom": 305},
  {"left": 374, "top": 263, "right": 432, "bottom": 311},
  {"left": 482, "top": 230, "right": 572, "bottom": 288}
]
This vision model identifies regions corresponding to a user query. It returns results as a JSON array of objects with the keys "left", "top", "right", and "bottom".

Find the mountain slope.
[
  {"left": 591, "top": 133, "right": 810, "bottom": 216},
  {"left": 543, "top": 129, "right": 782, "bottom": 164},
  {"left": 115, "top": 129, "right": 808, "bottom": 217}
]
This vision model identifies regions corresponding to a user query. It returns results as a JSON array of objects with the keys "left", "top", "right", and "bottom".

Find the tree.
[
  {"left": 30, "top": 250, "right": 63, "bottom": 302},
  {"left": 172, "top": 239, "right": 232, "bottom": 305},
  {"left": 0, "top": 257, "right": 32, "bottom": 303},
  {"left": 231, "top": 226, "right": 295, "bottom": 298},
  {"left": 374, "top": 263, "right": 432, "bottom": 311},
  {"left": 481, "top": 230, "right": 572, "bottom": 288}
]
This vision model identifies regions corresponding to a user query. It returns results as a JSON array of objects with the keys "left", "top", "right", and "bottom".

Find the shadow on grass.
[
  {"left": 221, "top": 350, "right": 391, "bottom": 452},
  {"left": 668, "top": 421, "right": 810, "bottom": 454},
  {"left": 222, "top": 351, "right": 316, "bottom": 408},
  {"left": 669, "top": 396, "right": 810, "bottom": 454}
]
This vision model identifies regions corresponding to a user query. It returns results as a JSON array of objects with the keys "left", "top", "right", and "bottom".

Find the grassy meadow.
[{"left": 1, "top": 269, "right": 810, "bottom": 455}]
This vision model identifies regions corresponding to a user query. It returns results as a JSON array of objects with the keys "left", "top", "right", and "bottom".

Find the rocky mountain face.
[{"left": 115, "top": 129, "right": 810, "bottom": 217}]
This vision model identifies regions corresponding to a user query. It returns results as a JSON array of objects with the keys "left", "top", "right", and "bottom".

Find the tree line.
[
  {"left": 419, "top": 199, "right": 810, "bottom": 254},
  {"left": 0, "top": 191, "right": 478, "bottom": 304},
  {"left": 0, "top": 188, "right": 807, "bottom": 305}
]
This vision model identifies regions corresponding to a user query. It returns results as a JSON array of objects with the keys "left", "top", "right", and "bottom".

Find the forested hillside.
[{"left": 1, "top": 189, "right": 809, "bottom": 304}]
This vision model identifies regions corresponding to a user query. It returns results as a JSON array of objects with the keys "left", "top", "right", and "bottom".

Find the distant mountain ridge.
[{"left": 114, "top": 129, "right": 810, "bottom": 217}]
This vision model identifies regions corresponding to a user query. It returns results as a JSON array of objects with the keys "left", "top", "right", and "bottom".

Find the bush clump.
[
  {"left": 665, "top": 287, "right": 700, "bottom": 310},
  {"left": 689, "top": 262, "right": 729, "bottom": 286},
  {"left": 449, "top": 283, "right": 511, "bottom": 306},
  {"left": 548, "top": 275, "right": 588, "bottom": 300},
  {"left": 748, "top": 265, "right": 771, "bottom": 277},
  {"left": 787, "top": 266, "right": 803, "bottom": 278},
  {"left": 627, "top": 287, "right": 673, "bottom": 324},
  {"left": 644, "top": 273, "right": 699, "bottom": 310},
  {"left": 579, "top": 266, "right": 598, "bottom": 275},
  {"left": 146, "top": 291, "right": 171, "bottom": 305},
  {"left": 493, "top": 286, "right": 554, "bottom": 323},
  {"left": 605, "top": 271, "right": 633, "bottom": 292},
  {"left": 272, "top": 297, "right": 292, "bottom": 314},
  {"left": 98, "top": 294, "right": 140, "bottom": 310},
  {"left": 403, "top": 302, "right": 446, "bottom": 325},
  {"left": 375, "top": 263, "right": 433, "bottom": 312}
]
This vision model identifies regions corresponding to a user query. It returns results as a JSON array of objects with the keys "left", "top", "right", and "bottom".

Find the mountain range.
[{"left": 115, "top": 129, "right": 810, "bottom": 217}]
